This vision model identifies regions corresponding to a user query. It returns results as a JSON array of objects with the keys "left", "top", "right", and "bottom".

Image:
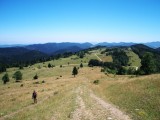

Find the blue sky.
[{"left": 0, "top": 0, "right": 160, "bottom": 44}]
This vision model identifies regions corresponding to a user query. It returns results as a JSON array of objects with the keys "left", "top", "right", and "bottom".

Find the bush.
[
  {"left": 48, "top": 63, "right": 52, "bottom": 68},
  {"left": 93, "top": 80, "right": 99, "bottom": 85},
  {"left": 101, "top": 68, "right": 105, "bottom": 72},
  {"left": 19, "top": 66, "right": 23, "bottom": 69},
  {"left": 42, "top": 80, "right": 45, "bottom": 83},
  {"left": 88, "top": 59, "right": 103, "bottom": 67},
  {"left": 33, "top": 74, "right": 38, "bottom": 79},
  {"left": 127, "top": 67, "right": 136, "bottom": 75}
]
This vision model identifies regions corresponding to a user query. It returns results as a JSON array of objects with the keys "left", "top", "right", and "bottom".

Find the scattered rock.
[{"left": 107, "top": 117, "right": 113, "bottom": 120}]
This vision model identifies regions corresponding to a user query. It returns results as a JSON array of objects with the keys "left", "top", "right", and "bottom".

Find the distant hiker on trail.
[{"left": 32, "top": 90, "right": 37, "bottom": 103}]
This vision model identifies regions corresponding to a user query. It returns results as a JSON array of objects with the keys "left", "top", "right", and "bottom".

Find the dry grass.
[
  {"left": 90, "top": 74, "right": 160, "bottom": 120},
  {"left": 0, "top": 48, "right": 159, "bottom": 120}
]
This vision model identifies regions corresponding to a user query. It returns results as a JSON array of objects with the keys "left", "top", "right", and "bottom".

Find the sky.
[{"left": 0, "top": 0, "right": 160, "bottom": 44}]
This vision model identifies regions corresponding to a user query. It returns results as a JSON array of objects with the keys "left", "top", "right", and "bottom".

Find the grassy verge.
[{"left": 90, "top": 74, "right": 160, "bottom": 120}]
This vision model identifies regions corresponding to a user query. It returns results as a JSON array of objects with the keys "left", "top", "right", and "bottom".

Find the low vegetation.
[
  {"left": 90, "top": 74, "right": 160, "bottom": 120},
  {"left": 0, "top": 46, "right": 159, "bottom": 120}
]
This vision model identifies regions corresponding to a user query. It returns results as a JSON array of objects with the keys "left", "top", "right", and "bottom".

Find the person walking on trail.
[{"left": 32, "top": 90, "right": 37, "bottom": 103}]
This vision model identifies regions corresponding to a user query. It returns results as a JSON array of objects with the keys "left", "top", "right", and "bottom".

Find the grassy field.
[
  {"left": 0, "top": 49, "right": 159, "bottom": 120},
  {"left": 90, "top": 74, "right": 160, "bottom": 120},
  {"left": 33, "top": 53, "right": 98, "bottom": 68},
  {"left": 125, "top": 48, "right": 141, "bottom": 67}
]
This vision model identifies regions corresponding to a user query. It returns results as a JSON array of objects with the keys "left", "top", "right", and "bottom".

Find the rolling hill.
[
  {"left": 0, "top": 46, "right": 159, "bottom": 120},
  {"left": 0, "top": 47, "right": 48, "bottom": 65},
  {"left": 25, "top": 42, "right": 92, "bottom": 54}
]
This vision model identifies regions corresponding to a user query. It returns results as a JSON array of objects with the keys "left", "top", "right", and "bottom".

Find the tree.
[
  {"left": 140, "top": 52, "right": 156, "bottom": 75},
  {"left": 33, "top": 74, "right": 38, "bottom": 79},
  {"left": 19, "top": 65, "right": 23, "bottom": 70},
  {"left": 88, "top": 59, "right": 103, "bottom": 67},
  {"left": 13, "top": 71, "right": 22, "bottom": 80},
  {"left": 80, "top": 63, "right": 83, "bottom": 68},
  {"left": 72, "top": 66, "right": 78, "bottom": 77},
  {"left": 117, "top": 66, "right": 126, "bottom": 75},
  {"left": 48, "top": 63, "right": 52, "bottom": 68},
  {"left": 0, "top": 64, "right": 6, "bottom": 73},
  {"left": 2, "top": 73, "right": 9, "bottom": 84}
]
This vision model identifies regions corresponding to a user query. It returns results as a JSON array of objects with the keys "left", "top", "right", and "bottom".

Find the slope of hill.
[
  {"left": 0, "top": 47, "right": 30, "bottom": 57},
  {"left": 52, "top": 46, "right": 82, "bottom": 55},
  {"left": 0, "top": 49, "right": 159, "bottom": 120},
  {"left": 25, "top": 42, "right": 92, "bottom": 54},
  {"left": 131, "top": 44, "right": 160, "bottom": 58},
  {"left": 0, "top": 47, "right": 48, "bottom": 65},
  {"left": 156, "top": 47, "right": 160, "bottom": 51}
]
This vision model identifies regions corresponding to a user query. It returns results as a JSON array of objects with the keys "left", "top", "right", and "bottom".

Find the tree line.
[{"left": 88, "top": 51, "right": 158, "bottom": 75}]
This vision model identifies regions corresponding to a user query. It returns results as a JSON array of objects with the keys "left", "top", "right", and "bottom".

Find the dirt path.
[
  {"left": 90, "top": 93, "right": 131, "bottom": 120},
  {"left": 71, "top": 84, "right": 132, "bottom": 120},
  {"left": 71, "top": 87, "right": 94, "bottom": 120},
  {"left": 95, "top": 53, "right": 102, "bottom": 61},
  {"left": 0, "top": 78, "right": 132, "bottom": 120}
]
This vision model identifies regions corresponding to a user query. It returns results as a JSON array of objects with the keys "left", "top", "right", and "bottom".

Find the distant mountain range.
[
  {"left": 1, "top": 41, "right": 160, "bottom": 49},
  {"left": 0, "top": 42, "right": 160, "bottom": 66},
  {"left": 0, "top": 42, "right": 92, "bottom": 65},
  {"left": 96, "top": 41, "right": 160, "bottom": 48},
  {"left": 25, "top": 42, "right": 92, "bottom": 54}
]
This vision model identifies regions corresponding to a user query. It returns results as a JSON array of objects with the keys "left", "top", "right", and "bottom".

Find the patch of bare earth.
[
  {"left": 71, "top": 85, "right": 132, "bottom": 120},
  {"left": 71, "top": 87, "right": 94, "bottom": 120},
  {"left": 90, "top": 92, "right": 131, "bottom": 120}
]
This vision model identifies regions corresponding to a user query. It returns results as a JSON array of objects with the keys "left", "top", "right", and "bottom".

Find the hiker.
[{"left": 32, "top": 90, "right": 37, "bottom": 103}]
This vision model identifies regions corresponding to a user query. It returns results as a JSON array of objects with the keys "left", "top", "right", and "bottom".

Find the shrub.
[
  {"left": 93, "top": 80, "right": 99, "bottom": 85},
  {"left": 48, "top": 63, "right": 52, "bottom": 68},
  {"left": 33, "top": 74, "right": 38, "bottom": 79},
  {"left": 42, "top": 80, "right": 45, "bottom": 83},
  {"left": 19, "top": 66, "right": 23, "bottom": 69}
]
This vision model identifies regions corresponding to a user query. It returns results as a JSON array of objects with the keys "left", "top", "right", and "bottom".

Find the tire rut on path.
[
  {"left": 90, "top": 92, "right": 131, "bottom": 120},
  {"left": 71, "top": 83, "right": 132, "bottom": 120},
  {"left": 71, "top": 87, "right": 94, "bottom": 120}
]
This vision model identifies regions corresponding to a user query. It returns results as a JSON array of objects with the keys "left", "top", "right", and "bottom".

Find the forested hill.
[
  {"left": 0, "top": 42, "right": 92, "bottom": 67},
  {"left": 0, "top": 47, "right": 47, "bottom": 66},
  {"left": 25, "top": 42, "right": 92, "bottom": 54},
  {"left": 131, "top": 44, "right": 160, "bottom": 58}
]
